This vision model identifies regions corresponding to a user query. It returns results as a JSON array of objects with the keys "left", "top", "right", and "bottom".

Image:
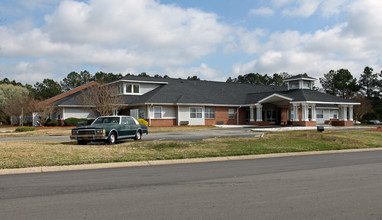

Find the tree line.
[{"left": 1, "top": 67, "right": 381, "bottom": 125}]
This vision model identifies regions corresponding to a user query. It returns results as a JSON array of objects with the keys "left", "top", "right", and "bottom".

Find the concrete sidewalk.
[{"left": 251, "top": 126, "right": 374, "bottom": 132}]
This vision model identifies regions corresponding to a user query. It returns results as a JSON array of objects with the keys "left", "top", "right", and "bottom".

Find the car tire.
[
  {"left": 108, "top": 131, "right": 117, "bottom": 144},
  {"left": 78, "top": 140, "right": 88, "bottom": 145},
  {"left": 134, "top": 130, "right": 142, "bottom": 141}
]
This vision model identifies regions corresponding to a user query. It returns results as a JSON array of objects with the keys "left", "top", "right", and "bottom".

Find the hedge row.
[
  {"left": 63, "top": 118, "right": 94, "bottom": 126},
  {"left": 15, "top": 126, "right": 36, "bottom": 132}
]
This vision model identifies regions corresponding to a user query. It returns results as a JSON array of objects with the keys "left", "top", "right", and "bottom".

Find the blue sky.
[{"left": 0, "top": 0, "right": 381, "bottom": 84}]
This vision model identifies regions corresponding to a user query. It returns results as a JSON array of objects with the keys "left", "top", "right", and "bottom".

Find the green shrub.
[
  {"left": 0, "top": 118, "right": 8, "bottom": 125},
  {"left": 64, "top": 118, "right": 88, "bottom": 126},
  {"left": 15, "top": 126, "right": 35, "bottom": 132},
  {"left": 137, "top": 118, "right": 149, "bottom": 126},
  {"left": 45, "top": 119, "right": 58, "bottom": 126}
]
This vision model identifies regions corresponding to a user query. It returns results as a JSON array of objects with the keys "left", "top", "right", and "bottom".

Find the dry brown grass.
[
  {"left": 0, "top": 126, "right": 219, "bottom": 138},
  {"left": 1, "top": 130, "right": 381, "bottom": 169}
]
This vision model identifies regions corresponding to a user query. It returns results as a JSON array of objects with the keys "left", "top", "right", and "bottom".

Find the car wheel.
[
  {"left": 78, "top": 140, "right": 88, "bottom": 145},
  {"left": 134, "top": 130, "right": 142, "bottom": 141},
  {"left": 108, "top": 131, "right": 117, "bottom": 144}
]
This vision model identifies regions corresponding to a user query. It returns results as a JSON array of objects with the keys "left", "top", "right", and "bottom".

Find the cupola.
[{"left": 283, "top": 74, "right": 316, "bottom": 90}]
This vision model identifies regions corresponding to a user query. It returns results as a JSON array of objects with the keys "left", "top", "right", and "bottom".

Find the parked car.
[
  {"left": 353, "top": 120, "right": 361, "bottom": 125},
  {"left": 367, "top": 120, "right": 382, "bottom": 125},
  {"left": 70, "top": 116, "right": 148, "bottom": 145}
]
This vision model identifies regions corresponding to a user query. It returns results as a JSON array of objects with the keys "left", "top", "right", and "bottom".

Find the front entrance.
[{"left": 265, "top": 110, "right": 277, "bottom": 125}]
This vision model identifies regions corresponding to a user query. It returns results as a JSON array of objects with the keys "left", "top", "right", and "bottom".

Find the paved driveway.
[{"left": 0, "top": 128, "right": 263, "bottom": 142}]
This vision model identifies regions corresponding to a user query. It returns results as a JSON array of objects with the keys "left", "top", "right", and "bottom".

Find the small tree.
[
  {"left": 352, "top": 94, "right": 372, "bottom": 121},
  {"left": 0, "top": 84, "right": 32, "bottom": 125},
  {"left": 31, "top": 99, "right": 57, "bottom": 126},
  {"left": 77, "top": 83, "right": 124, "bottom": 116}
]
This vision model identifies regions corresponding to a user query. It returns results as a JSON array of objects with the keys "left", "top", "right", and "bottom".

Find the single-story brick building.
[{"left": 44, "top": 74, "right": 359, "bottom": 127}]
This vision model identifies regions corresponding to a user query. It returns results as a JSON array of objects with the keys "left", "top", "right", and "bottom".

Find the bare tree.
[
  {"left": 77, "top": 83, "right": 124, "bottom": 116},
  {"left": 31, "top": 99, "right": 57, "bottom": 126}
]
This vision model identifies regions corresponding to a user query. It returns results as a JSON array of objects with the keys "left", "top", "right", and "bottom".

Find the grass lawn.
[
  {"left": 1, "top": 129, "right": 381, "bottom": 169},
  {"left": 0, "top": 126, "right": 218, "bottom": 137}
]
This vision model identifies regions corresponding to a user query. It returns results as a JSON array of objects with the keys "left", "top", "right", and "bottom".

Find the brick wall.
[
  {"left": 249, "top": 121, "right": 270, "bottom": 126},
  {"left": 205, "top": 106, "right": 238, "bottom": 125},
  {"left": 150, "top": 119, "right": 177, "bottom": 127},
  {"left": 292, "top": 121, "right": 317, "bottom": 127},
  {"left": 280, "top": 108, "right": 288, "bottom": 125},
  {"left": 332, "top": 120, "right": 354, "bottom": 126}
]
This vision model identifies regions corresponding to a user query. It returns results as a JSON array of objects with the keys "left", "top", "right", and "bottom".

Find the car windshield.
[{"left": 92, "top": 117, "right": 120, "bottom": 125}]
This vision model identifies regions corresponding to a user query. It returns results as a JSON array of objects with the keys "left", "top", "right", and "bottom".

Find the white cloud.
[
  {"left": 1, "top": 0, "right": 382, "bottom": 86},
  {"left": 224, "top": 28, "right": 265, "bottom": 55},
  {"left": 165, "top": 63, "right": 221, "bottom": 80},
  {"left": 0, "top": 59, "right": 57, "bottom": 84},
  {"left": 282, "top": 0, "right": 321, "bottom": 17},
  {"left": 231, "top": 60, "right": 257, "bottom": 76},
  {"left": 249, "top": 7, "right": 274, "bottom": 16},
  {"left": 1, "top": 0, "right": 231, "bottom": 83},
  {"left": 229, "top": 0, "right": 382, "bottom": 80}
]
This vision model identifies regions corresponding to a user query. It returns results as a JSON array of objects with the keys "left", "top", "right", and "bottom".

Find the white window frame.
[
  {"left": 316, "top": 110, "right": 324, "bottom": 119},
  {"left": 290, "top": 82, "right": 299, "bottom": 89},
  {"left": 190, "top": 107, "right": 203, "bottom": 119},
  {"left": 228, "top": 108, "right": 235, "bottom": 119},
  {"left": 290, "top": 108, "right": 294, "bottom": 120},
  {"left": 205, "top": 108, "right": 215, "bottom": 119},
  {"left": 330, "top": 110, "right": 338, "bottom": 119},
  {"left": 126, "top": 83, "right": 140, "bottom": 94},
  {"left": 118, "top": 84, "right": 124, "bottom": 94},
  {"left": 302, "top": 81, "right": 311, "bottom": 89},
  {"left": 153, "top": 107, "right": 162, "bottom": 119}
]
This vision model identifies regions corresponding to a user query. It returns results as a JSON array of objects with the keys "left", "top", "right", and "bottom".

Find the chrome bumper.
[{"left": 70, "top": 134, "right": 107, "bottom": 141}]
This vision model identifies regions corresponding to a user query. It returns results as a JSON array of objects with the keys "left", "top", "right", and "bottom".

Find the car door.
[
  {"left": 126, "top": 117, "right": 138, "bottom": 136},
  {"left": 119, "top": 117, "right": 130, "bottom": 137}
]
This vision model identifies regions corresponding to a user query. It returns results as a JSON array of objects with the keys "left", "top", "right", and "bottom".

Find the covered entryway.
[{"left": 248, "top": 94, "right": 293, "bottom": 126}]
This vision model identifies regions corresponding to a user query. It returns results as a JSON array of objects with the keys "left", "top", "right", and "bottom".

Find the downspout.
[{"left": 147, "top": 104, "right": 153, "bottom": 127}]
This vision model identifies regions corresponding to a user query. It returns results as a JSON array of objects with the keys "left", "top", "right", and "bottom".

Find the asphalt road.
[
  {"left": 1, "top": 150, "right": 382, "bottom": 219},
  {"left": 0, "top": 128, "right": 263, "bottom": 142}
]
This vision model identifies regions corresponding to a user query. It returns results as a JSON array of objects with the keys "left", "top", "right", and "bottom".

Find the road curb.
[{"left": 1, "top": 148, "right": 382, "bottom": 175}]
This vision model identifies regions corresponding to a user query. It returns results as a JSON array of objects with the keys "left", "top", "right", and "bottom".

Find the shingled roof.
[{"left": 52, "top": 75, "right": 357, "bottom": 106}]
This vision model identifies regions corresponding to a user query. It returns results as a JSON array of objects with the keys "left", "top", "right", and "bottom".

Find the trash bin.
[{"left": 317, "top": 126, "right": 324, "bottom": 132}]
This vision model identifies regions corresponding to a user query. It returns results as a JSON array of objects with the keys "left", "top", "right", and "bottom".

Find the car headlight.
[
  {"left": 72, "top": 130, "right": 79, "bottom": 135},
  {"left": 96, "top": 129, "right": 105, "bottom": 134}
]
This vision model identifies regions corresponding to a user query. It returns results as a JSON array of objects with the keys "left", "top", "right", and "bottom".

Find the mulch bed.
[
  {"left": 35, "top": 126, "right": 76, "bottom": 130},
  {"left": 368, "top": 127, "right": 382, "bottom": 132}
]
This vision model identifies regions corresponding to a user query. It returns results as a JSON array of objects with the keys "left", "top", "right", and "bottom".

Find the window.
[
  {"left": 330, "top": 110, "right": 338, "bottom": 119},
  {"left": 205, "top": 108, "right": 215, "bottom": 119},
  {"left": 126, "top": 84, "right": 132, "bottom": 93},
  {"left": 303, "top": 81, "right": 311, "bottom": 89},
  {"left": 154, "top": 107, "right": 162, "bottom": 119},
  {"left": 317, "top": 110, "right": 324, "bottom": 119},
  {"left": 290, "top": 82, "right": 299, "bottom": 89},
  {"left": 127, "top": 117, "right": 136, "bottom": 125},
  {"left": 290, "top": 109, "right": 294, "bottom": 120},
  {"left": 228, "top": 108, "right": 235, "bottom": 119},
  {"left": 121, "top": 117, "right": 128, "bottom": 125},
  {"left": 133, "top": 84, "right": 139, "bottom": 94},
  {"left": 118, "top": 84, "right": 124, "bottom": 94},
  {"left": 190, "top": 107, "right": 202, "bottom": 118},
  {"left": 126, "top": 84, "right": 140, "bottom": 94}
]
